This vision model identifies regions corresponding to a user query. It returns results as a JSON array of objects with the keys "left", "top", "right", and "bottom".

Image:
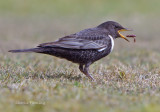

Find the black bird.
[{"left": 9, "top": 21, "right": 136, "bottom": 80}]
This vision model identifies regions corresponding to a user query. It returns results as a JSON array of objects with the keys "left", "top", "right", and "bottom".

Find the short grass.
[{"left": 0, "top": 0, "right": 160, "bottom": 112}]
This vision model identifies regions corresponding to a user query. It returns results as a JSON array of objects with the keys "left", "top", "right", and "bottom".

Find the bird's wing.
[{"left": 38, "top": 28, "right": 110, "bottom": 50}]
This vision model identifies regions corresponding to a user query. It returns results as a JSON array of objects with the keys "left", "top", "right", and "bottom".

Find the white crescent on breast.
[
  {"left": 108, "top": 35, "right": 114, "bottom": 52},
  {"left": 98, "top": 35, "right": 114, "bottom": 52}
]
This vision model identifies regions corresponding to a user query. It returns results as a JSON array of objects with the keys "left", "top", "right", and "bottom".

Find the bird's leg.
[
  {"left": 79, "top": 64, "right": 84, "bottom": 73},
  {"left": 79, "top": 63, "right": 94, "bottom": 81}
]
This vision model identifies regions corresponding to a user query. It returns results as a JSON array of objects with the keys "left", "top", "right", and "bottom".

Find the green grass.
[
  {"left": 1, "top": 52, "right": 160, "bottom": 112},
  {"left": 0, "top": 0, "right": 160, "bottom": 112}
]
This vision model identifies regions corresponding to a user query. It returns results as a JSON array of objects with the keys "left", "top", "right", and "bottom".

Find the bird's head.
[{"left": 97, "top": 21, "right": 136, "bottom": 42}]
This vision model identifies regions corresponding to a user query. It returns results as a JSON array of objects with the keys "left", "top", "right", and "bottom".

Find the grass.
[
  {"left": 0, "top": 0, "right": 160, "bottom": 112},
  {"left": 1, "top": 52, "right": 160, "bottom": 112}
]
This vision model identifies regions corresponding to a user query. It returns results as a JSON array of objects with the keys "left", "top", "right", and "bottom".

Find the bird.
[{"left": 9, "top": 21, "right": 136, "bottom": 81}]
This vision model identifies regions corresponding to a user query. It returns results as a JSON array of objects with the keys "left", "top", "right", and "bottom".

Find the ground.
[{"left": 0, "top": 0, "right": 160, "bottom": 112}]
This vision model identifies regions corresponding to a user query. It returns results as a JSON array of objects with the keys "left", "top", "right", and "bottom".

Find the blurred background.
[
  {"left": 0, "top": 0, "right": 160, "bottom": 66},
  {"left": 0, "top": 0, "right": 160, "bottom": 53}
]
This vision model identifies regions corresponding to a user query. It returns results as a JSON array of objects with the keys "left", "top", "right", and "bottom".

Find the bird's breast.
[
  {"left": 108, "top": 35, "right": 114, "bottom": 52},
  {"left": 98, "top": 35, "right": 114, "bottom": 53}
]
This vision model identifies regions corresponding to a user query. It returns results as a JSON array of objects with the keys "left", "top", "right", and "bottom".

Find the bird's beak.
[{"left": 118, "top": 28, "right": 132, "bottom": 42}]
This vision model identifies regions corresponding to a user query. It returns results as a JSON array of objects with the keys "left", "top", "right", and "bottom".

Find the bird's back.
[{"left": 37, "top": 27, "right": 113, "bottom": 64}]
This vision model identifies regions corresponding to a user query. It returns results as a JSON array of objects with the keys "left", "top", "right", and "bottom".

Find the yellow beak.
[{"left": 118, "top": 29, "right": 130, "bottom": 42}]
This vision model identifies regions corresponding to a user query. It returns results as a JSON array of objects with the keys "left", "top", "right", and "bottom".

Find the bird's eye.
[{"left": 115, "top": 26, "right": 119, "bottom": 28}]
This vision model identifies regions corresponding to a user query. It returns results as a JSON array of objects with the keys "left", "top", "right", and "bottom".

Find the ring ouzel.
[{"left": 9, "top": 21, "right": 136, "bottom": 80}]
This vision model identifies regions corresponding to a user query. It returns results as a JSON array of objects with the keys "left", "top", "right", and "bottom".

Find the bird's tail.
[{"left": 8, "top": 48, "right": 43, "bottom": 53}]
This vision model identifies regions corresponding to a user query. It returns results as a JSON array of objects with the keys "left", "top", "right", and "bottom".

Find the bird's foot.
[{"left": 85, "top": 74, "right": 95, "bottom": 81}]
